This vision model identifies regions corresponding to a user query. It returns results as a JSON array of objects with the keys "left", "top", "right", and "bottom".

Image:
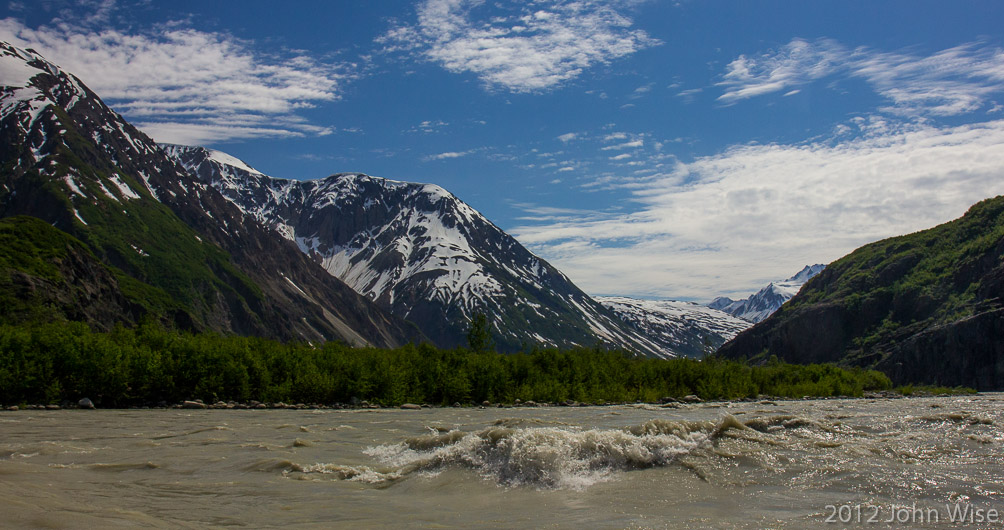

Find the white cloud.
[
  {"left": 424, "top": 150, "right": 473, "bottom": 161},
  {"left": 133, "top": 122, "right": 307, "bottom": 145},
  {"left": 0, "top": 17, "right": 351, "bottom": 143},
  {"left": 628, "top": 82, "right": 654, "bottom": 99},
  {"left": 601, "top": 139, "right": 643, "bottom": 150},
  {"left": 676, "top": 87, "right": 701, "bottom": 101},
  {"left": 557, "top": 132, "right": 579, "bottom": 142},
  {"left": 408, "top": 119, "right": 450, "bottom": 133},
  {"left": 512, "top": 203, "right": 598, "bottom": 221},
  {"left": 379, "top": 0, "right": 659, "bottom": 93},
  {"left": 718, "top": 38, "right": 1004, "bottom": 117},
  {"left": 512, "top": 119, "right": 1004, "bottom": 300}
]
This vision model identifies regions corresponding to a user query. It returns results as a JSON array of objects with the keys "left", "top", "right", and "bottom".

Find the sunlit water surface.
[{"left": 2, "top": 395, "right": 1003, "bottom": 528}]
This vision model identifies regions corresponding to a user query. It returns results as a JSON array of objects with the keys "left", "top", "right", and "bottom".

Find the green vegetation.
[
  {"left": 0, "top": 215, "right": 77, "bottom": 281},
  {"left": 466, "top": 312, "right": 495, "bottom": 353},
  {"left": 0, "top": 320, "right": 892, "bottom": 407},
  {"left": 2, "top": 101, "right": 271, "bottom": 334},
  {"left": 48, "top": 148, "right": 268, "bottom": 325},
  {"left": 0, "top": 216, "right": 82, "bottom": 322},
  {"left": 790, "top": 195, "right": 1004, "bottom": 343},
  {"left": 895, "top": 384, "right": 976, "bottom": 396}
]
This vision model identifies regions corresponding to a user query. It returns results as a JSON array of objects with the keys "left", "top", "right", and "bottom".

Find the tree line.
[{"left": 0, "top": 320, "right": 893, "bottom": 407}]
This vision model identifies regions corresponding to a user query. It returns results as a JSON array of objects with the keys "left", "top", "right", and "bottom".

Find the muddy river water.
[{"left": 2, "top": 394, "right": 1002, "bottom": 528}]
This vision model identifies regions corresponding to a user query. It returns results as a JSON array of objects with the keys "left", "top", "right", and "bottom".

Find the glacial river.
[{"left": 2, "top": 395, "right": 1003, "bottom": 528}]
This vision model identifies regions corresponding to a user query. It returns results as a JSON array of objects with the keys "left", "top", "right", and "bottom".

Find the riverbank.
[{"left": 1, "top": 387, "right": 975, "bottom": 412}]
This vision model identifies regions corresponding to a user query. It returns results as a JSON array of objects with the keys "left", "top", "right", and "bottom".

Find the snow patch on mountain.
[
  {"left": 108, "top": 173, "right": 141, "bottom": 200},
  {"left": 0, "top": 49, "right": 41, "bottom": 87},
  {"left": 206, "top": 149, "right": 264, "bottom": 176},
  {"left": 273, "top": 173, "right": 512, "bottom": 313},
  {"left": 62, "top": 175, "right": 87, "bottom": 198},
  {"left": 136, "top": 170, "right": 158, "bottom": 200},
  {"left": 0, "top": 45, "right": 91, "bottom": 133}
]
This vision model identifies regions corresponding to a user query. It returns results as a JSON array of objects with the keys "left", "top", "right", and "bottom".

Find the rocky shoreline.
[{"left": 1, "top": 390, "right": 968, "bottom": 412}]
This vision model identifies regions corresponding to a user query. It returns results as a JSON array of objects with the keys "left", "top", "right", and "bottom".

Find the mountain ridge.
[
  {"left": 162, "top": 144, "right": 674, "bottom": 356},
  {"left": 0, "top": 42, "right": 422, "bottom": 348}
]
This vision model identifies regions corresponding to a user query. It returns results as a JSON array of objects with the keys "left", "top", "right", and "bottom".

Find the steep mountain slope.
[
  {"left": 717, "top": 197, "right": 1004, "bottom": 389},
  {"left": 0, "top": 42, "right": 420, "bottom": 347},
  {"left": 0, "top": 215, "right": 142, "bottom": 329},
  {"left": 595, "top": 297, "right": 751, "bottom": 358},
  {"left": 708, "top": 264, "right": 826, "bottom": 322},
  {"left": 163, "top": 144, "right": 667, "bottom": 355}
]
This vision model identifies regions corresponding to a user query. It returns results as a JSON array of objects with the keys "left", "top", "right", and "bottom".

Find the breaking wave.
[
  {"left": 914, "top": 412, "right": 994, "bottom": 425},
  {"left": 289, "top": 415, "right": 766, "bottom": 489}
]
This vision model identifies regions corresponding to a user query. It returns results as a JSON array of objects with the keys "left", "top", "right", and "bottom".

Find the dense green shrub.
[{"left": 0, "top": 321, "right": 893, "bottom": 407}]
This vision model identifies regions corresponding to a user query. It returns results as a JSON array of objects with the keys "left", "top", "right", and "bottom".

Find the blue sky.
[{"left": 4, "top": 0, "right": 1004, "bottom": 301}]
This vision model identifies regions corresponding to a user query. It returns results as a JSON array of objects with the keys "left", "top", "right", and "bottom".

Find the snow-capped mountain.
[
  {"left": 163, "top": 145, "right": 669, "bottom": 355},
  {"left": 0, "top": 42, "right": 420, "bottom": 347},
  {"left": 708, "top": 264, "right": 826, "bottom": 323},
  {"left": 596, "top": 297, "right": 752, "bottom": 358}
]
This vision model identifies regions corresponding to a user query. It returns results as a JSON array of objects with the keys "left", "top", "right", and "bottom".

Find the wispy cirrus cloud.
[
  {"left": 718, "top": 38, "right": 1004, "bottom": 116},
  {"left": 510, "top": 202, "right": 603, "bottom": 222},
  {"left": 424, "top": 149, "right": 475, "bottom": 161},
  {"left": 378, "top": 0, "right": 659, "bottom": 93},
  {"left": 0, "top": 13, "right": 352, "bottom": 143},
  {"left": 513, "top": 118, "right": 1004, "bottom": 300},
  {"left": 408, "top": 119, "right": 450, "bottom": 134},
  {"left": 601, "top": 138, "right": 644, "bottom": 150}
]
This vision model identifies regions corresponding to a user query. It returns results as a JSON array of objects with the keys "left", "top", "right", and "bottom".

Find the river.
[{"left": 2, "top": 394, "right": 1002, "bottom": 528}]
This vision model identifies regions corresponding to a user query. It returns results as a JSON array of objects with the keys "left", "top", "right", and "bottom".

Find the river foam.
[{"left": 290, "top": 416, "right": 759, "bottom": 489}]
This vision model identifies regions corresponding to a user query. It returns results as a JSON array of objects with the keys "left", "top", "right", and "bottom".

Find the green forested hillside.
[{"left": 718, "top": 195, "right": 1004, "bottom": 389}]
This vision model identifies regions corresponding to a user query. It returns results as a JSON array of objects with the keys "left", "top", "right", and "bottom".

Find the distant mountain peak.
[
  {"left": 785, "top": 264, "right": 826, "bottom": 284},
  {"left": 596, "top": 296, "right": 751, "bottom": 358},
  {"left": 707, "top": 264, "right": 826, "bottom": 323}
]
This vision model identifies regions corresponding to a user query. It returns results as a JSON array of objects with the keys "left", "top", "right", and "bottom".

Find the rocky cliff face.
[
  {"left": 717, "top": 197, "right": 1004, "bottom": 390},
  {"left": 0, "top": 42, "right": 421, "bottom": 347}
]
